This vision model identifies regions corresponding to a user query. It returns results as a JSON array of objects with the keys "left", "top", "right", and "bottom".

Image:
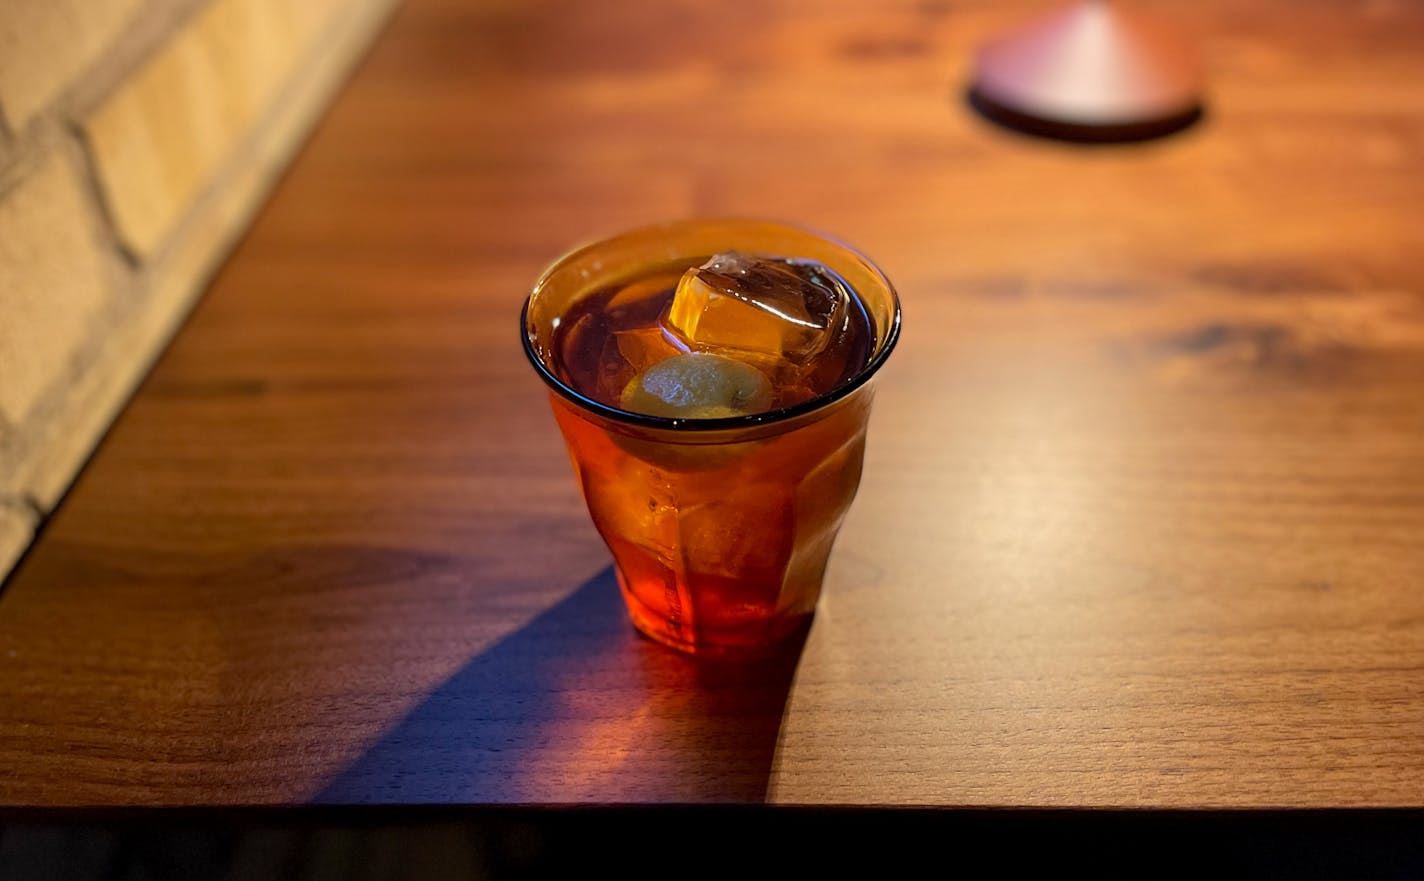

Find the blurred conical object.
[{"left": 970, "top": 0, "right": 1204, "bottom": 141}]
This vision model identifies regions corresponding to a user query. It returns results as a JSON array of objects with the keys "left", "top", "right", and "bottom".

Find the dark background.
[{"left": 4, "top": 809, "right": 1423, "bottom": 880}]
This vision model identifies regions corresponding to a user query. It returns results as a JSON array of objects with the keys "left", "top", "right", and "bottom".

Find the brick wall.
[{"left": 0, "top": 0, "right": 397, "bottom": 579}]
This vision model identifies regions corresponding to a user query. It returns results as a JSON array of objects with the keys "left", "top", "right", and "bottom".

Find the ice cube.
[
  {"left": 584, "top": 325, "right": 685, "bottom": 407},
  {"left": 664, "top": 252, "right": 849, "bottom": 368},
  {"left": 676, "top": 487, "right": 794, "bottom": 585},
  {"left": 605, "top": 275, "right": 676, "bottom": 311},
  {"left": 614, "top": 326, "right": 686, "bottom": 376}
]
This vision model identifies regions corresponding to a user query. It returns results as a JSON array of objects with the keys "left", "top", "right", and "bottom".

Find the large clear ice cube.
[
  {"left": 614, "top": 326, "right": 685, "bottom": 376},
  {"left": 663, "top": 252, "right": 849, "bottom": 367}
]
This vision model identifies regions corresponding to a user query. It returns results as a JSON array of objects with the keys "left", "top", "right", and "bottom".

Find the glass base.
[{"left": 618, "top": 577, "right": 814, "bottom": 660}]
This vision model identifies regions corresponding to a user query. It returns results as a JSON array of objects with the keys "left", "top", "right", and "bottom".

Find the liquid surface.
[{"left": 552, "top": 255, "right": 873, "bottom": 416}]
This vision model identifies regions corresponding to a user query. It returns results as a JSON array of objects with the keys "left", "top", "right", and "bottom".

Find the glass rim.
[{"left": 520, "top": 219, "right": 902, "bottom": 433}]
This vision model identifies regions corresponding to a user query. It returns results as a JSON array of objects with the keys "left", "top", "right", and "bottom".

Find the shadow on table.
[{"left": 315, "top": 566, "right": 808, "bottom": 804}]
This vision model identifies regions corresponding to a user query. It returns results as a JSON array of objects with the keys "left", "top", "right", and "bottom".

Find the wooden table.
[{"left": 2, "top": 0, "right": 1422, "bottom": 808}]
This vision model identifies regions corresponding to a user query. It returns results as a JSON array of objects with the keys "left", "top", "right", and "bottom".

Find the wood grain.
[{"left": 2, "top": 0, "right": 1424, "bottom": 807}]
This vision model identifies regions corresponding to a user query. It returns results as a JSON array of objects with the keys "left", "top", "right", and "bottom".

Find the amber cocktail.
[{"left": 522, "top": 220, "right": 899, "bottom": 656}]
